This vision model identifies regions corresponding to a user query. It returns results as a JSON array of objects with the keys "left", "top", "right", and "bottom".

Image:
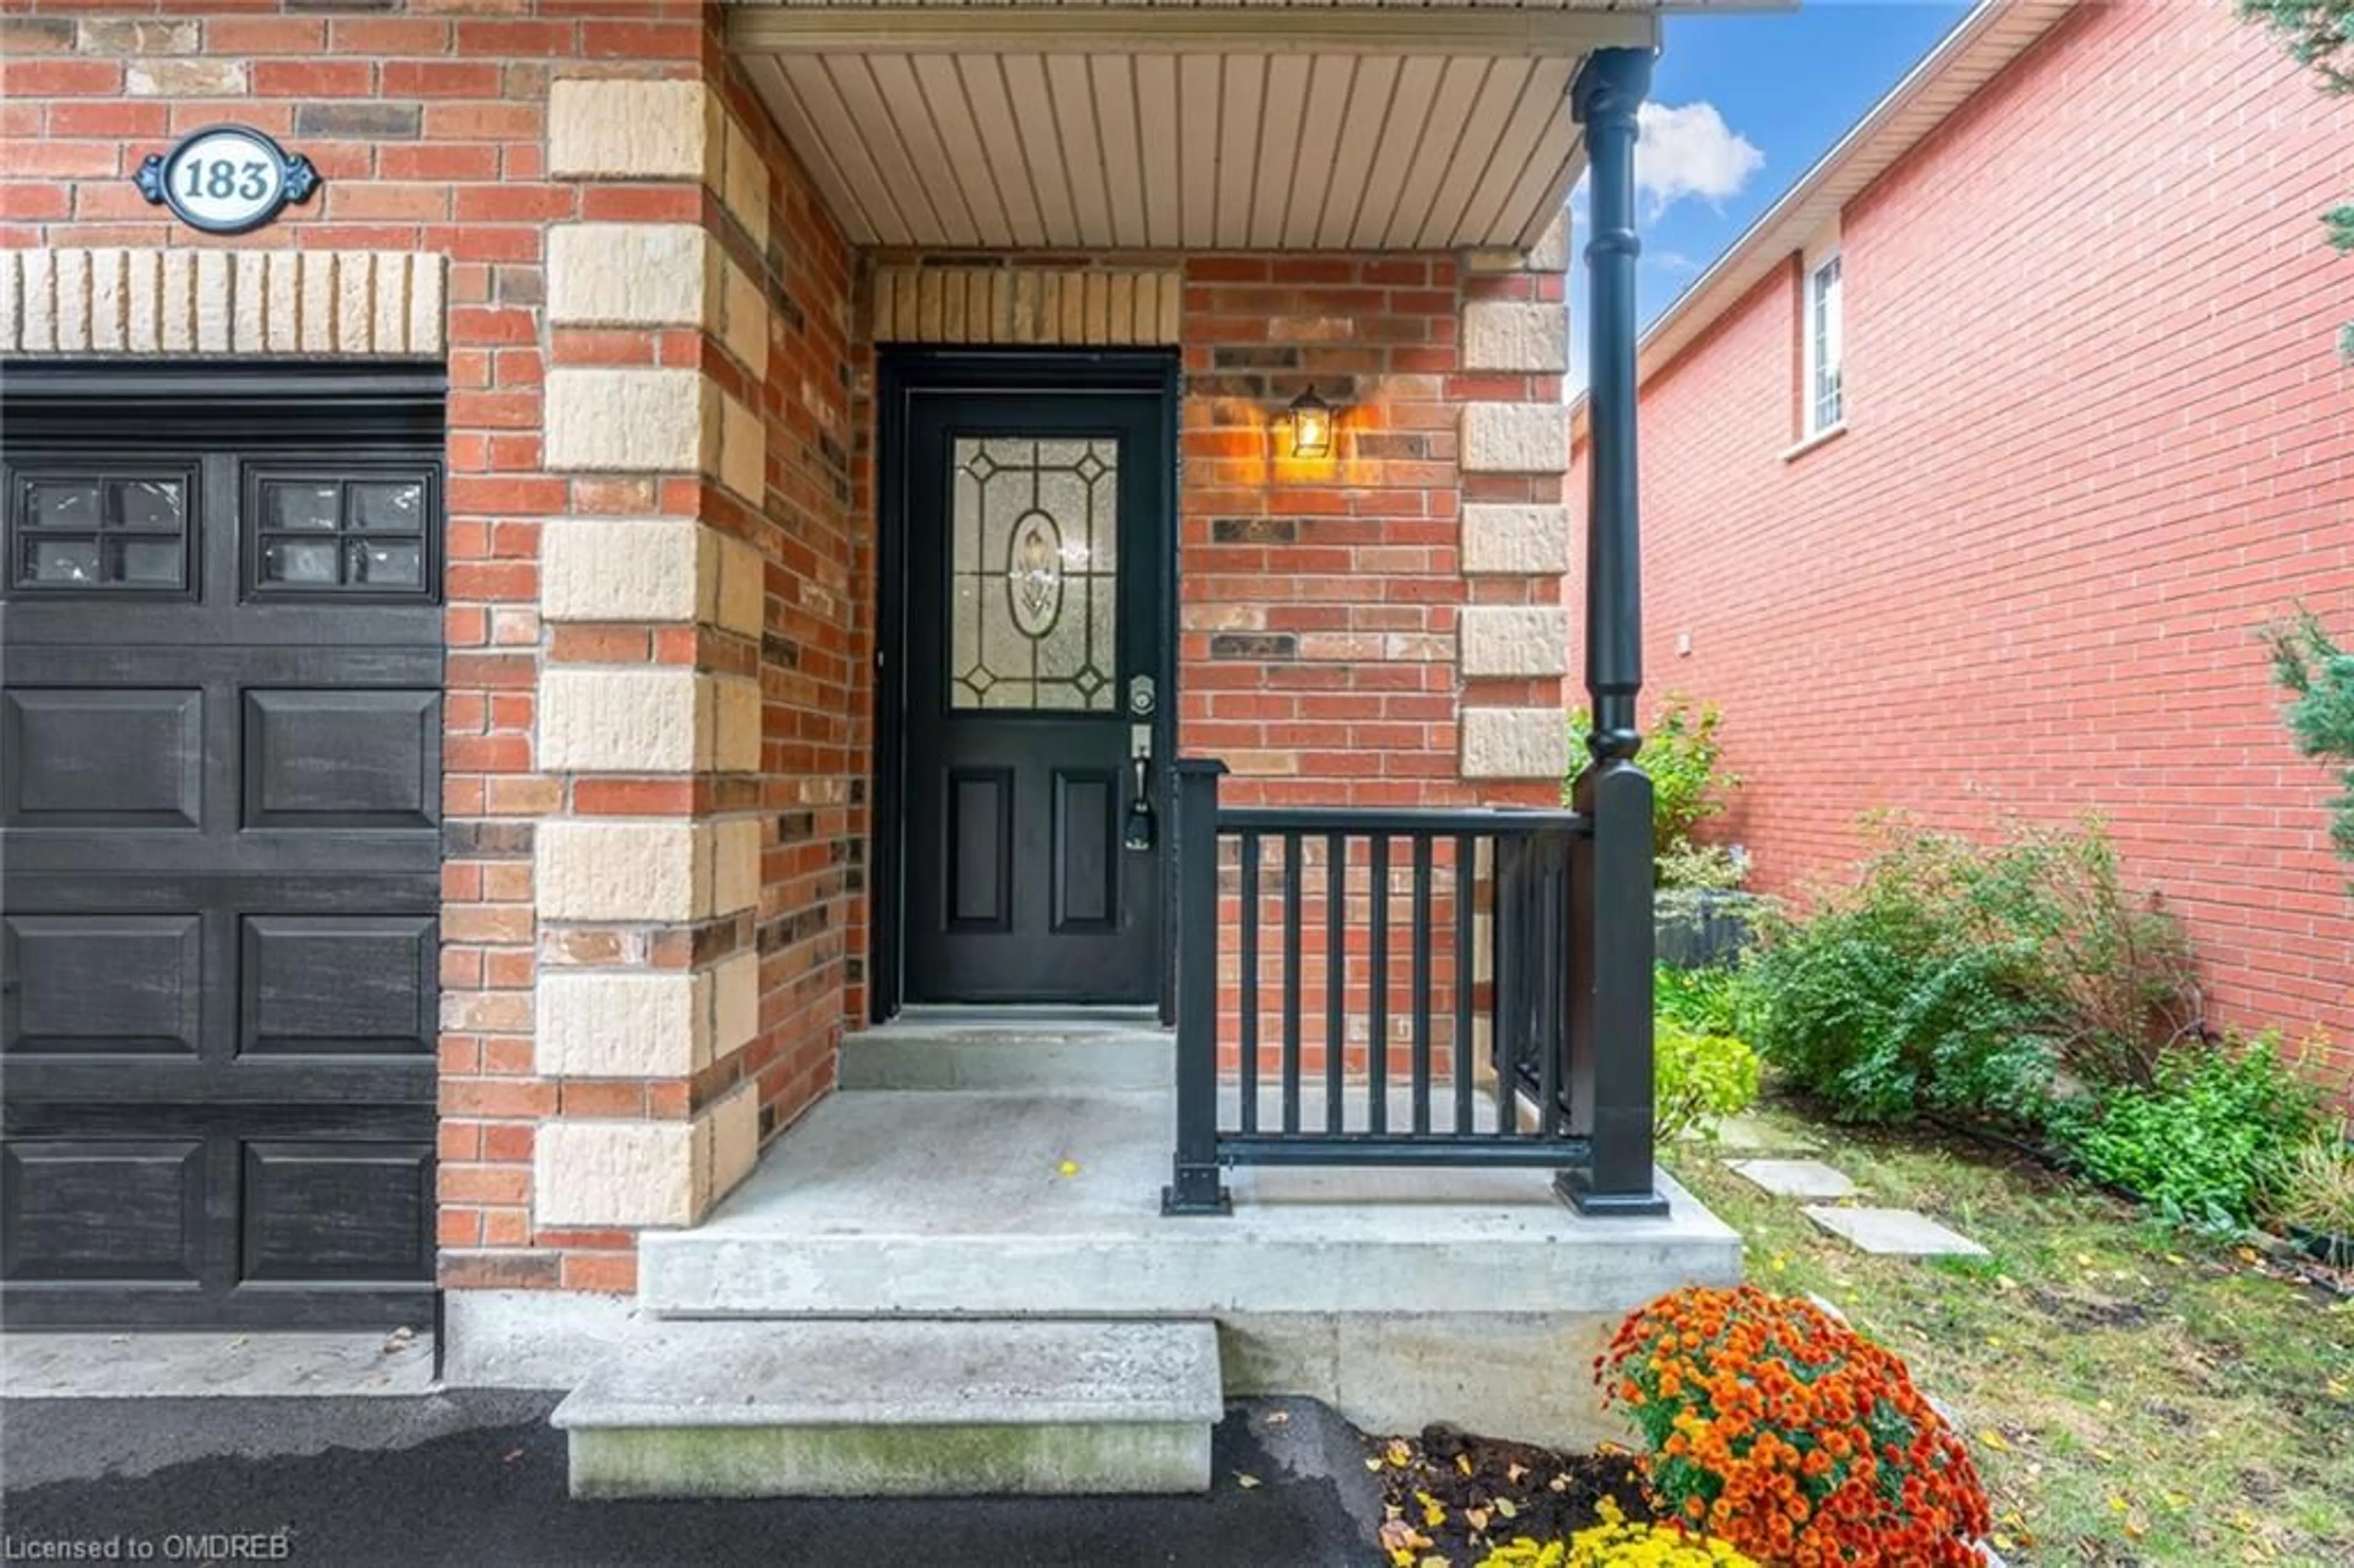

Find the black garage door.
[{"left": 1, "top": 365, "right": 443, "bottom": 1330}]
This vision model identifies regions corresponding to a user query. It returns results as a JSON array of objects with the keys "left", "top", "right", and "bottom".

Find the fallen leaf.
[
  {"left": 1262, "top": 1409, "right": 1290, "bottom": 1426},
  {"left": 1979, "top": 1431, "right": 2011, "bottom": 1452},
  {"left": 1057, "top": 1159, "right": 1080, "bottom": 1178},
  {"left": 1465, "top": 1507, "right": 1492, "bottom": 1534},
  {"left": 1493, "top": 1498, "right": 1519, "bottom": 1520},
  {"left": 1548, "top": 1475, "right": 1571, "bottom": 1493},
  {"left": 1455, "top": 1454, "right": 1473, "bottom": 1477},
  {"left": 1234, "top": 1472, "right": 1261, "bottom": 1490},
  {"left": 1386, "top": 1439, "right": 1413, "bottom": 1468},
  {"left": 1366, "top": 1458, "right": 1386, "bottom": 1472},
  {"left": 1506, "top": 1462, "right": 1529, "bottom": 1485}
]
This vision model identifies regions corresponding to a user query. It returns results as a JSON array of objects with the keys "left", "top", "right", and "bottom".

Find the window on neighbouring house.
[{"left": 1804, "top": 251, "right": 1843, "bottom": 435}]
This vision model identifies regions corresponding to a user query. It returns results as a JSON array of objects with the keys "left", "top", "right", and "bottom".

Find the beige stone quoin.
[
  {"left": 528, "top": 72, "right": 781, "bottom": 1235},
  {"left": 1455, "top": 211, "right": 1574, "bottom": 782}
]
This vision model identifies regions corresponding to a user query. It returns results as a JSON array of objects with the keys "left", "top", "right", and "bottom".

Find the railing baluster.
[
  {"left": 1368, "top": 834, "right": 1389, "bottom": 1135},
  {"left": 1537, "top": 832, "right": 1563, "bottom": 1138},
  {"left": 1325, "top": 830, "right": 1346, "bottom": 1135},
  {"left": 1453, "top": 831, "right": 1474, "bottom": 1136},
  {"left": 1282, "top": 832, "right": 1302, "bottom": 1135},
  {"left": 1411, "top": 833, "right": 1433, "bottom": 1136},
  {"left": 1496, "top": 834, "right": 1518, "bottom": 1136},
  {"left": 1240, "top": 831, "right": 1260, "bottom": 1136}
]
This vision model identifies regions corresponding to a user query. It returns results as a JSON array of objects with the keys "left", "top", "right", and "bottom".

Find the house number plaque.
[{"left": 134, "top": 125, "right": 319, "bottom": 236}]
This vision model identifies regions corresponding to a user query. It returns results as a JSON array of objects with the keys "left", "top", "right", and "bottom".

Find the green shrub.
[
  {"left": 1742, "top": 817, "right": 2200, "bottom": 1127},
  {"left": 2051, "top": 1036, "right": 2324, "bottom": 1228},
  {"left": 1655, "top": 1020, "right": 1761, "bottom": 1143},
  {"left": 1567, "top": 696, "right": 1743, "bottom": 891},
  {"left": 1655, "top": 962, "right": 1753, "bottom": 1038}
]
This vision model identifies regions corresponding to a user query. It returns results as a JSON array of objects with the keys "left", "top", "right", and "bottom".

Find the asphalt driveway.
[{"left": 0, "top": 1392, "right": 1377, "bottom": 1567}]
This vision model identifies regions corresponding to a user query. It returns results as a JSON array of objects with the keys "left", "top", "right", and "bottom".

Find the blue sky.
[{"left": 1567, "top": 2, "right": 1970, "bottom": 386}]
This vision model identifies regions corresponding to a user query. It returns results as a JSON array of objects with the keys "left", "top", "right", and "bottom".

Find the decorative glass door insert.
[{"left": 948, "top": 437, "right": 1119, "bottom": 711}]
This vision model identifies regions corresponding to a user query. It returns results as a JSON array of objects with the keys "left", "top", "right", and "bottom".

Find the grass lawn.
[{"left": 1663, "top": 1100, "right": 2354, "bottom": 1567}]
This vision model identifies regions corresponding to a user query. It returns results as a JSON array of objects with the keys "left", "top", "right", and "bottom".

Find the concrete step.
[
  {"left": 551, "top": 1318, "right": 1221, "bottom": 1498},
  {"left": 838, "top": 1010, "right": 1171, "bottom": 1091}
]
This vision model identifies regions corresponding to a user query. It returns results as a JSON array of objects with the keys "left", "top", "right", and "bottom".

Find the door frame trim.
[{"left": 871, "top": 348, "right": 1181, "bottom": 1023}]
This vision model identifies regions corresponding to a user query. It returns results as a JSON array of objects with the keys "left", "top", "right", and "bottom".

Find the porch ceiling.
[{"left": 724, "top": 2, "right": 1669, "bottom": 252}]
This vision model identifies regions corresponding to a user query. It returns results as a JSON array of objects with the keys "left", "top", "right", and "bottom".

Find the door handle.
[{"left": 1123, "top": 724, "right": 1156, "bottom": 851}]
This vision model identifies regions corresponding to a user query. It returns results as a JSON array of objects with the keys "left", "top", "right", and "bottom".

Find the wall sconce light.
[{"left": 1287, "top": 387, "right": 1336, "bottom": 459}]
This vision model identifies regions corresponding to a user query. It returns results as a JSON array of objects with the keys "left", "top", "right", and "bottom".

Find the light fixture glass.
[{"left": 1287, "top": 387, "right": 1335, "bottom": 459}]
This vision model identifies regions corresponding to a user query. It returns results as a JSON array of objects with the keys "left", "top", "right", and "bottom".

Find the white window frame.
[{"left": 1803, "top": 249, "right": 1844, "bottom": 436}]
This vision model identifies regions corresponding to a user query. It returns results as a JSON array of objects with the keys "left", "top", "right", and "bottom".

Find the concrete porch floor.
[
  {"left": 634, "top": 1040, "right": 1741, "bottom": 1447},
  {"left": 642, "top": 1083, "right": 1737, "bottom": 1319}
]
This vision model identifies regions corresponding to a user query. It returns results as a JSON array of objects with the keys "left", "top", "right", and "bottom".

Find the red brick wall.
[
  {"left": 1, "top": 2, "right": 863, "bottom": 1293},
  {"left": 1182, "top": 253, "right": 1563, "bottom": 813},
  {"left": 722, "top": 69, "right": 864, "bottom": 1147},
  {"left": 1179, "top": 254, "right": 1566, "bottom": 1069},
  {"left": 1582, "top": 1, "right": 2354, "bottom": 1085}
]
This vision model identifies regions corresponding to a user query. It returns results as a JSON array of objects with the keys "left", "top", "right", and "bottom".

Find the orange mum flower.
[{"left": 1598, "top": 1285, "right": 1991, "bottom": 1567}]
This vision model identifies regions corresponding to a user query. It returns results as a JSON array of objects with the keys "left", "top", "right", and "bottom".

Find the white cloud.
[
  {"left": 1634, "top": 101, "right": 1763, "bottom": 215},
  {"left": 1649, "top": 249, "right": 1701, "bottom": 275}
]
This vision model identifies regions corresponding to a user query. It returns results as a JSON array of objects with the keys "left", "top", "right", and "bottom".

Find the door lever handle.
[{"left": 1123, "top": 729, "right": 1156, "bottom": 852}]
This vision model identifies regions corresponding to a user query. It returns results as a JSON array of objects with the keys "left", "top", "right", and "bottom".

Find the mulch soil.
[{"left": 1371, "top": 1421, "right": 1650, "bottom": 1562}]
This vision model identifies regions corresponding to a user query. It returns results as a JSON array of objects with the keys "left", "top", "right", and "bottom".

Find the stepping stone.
[
  {"left": 1729, "top": 1159, "right": 1857, "bottom": 1200},
  {"left": 1687, "top": 1114, "right": 1816, "bottom": 1153},
  {"left": 1802, "top": 1206, "right": 1989, "bottom": 1258}
]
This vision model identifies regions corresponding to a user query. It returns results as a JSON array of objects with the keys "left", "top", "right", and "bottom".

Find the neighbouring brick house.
[
  {"left": 1572, "top": 0, "right": 2354, "bottom": 1092},
  {"left": 0, "top": 0, "right": 1734, "bottom": 1471}
]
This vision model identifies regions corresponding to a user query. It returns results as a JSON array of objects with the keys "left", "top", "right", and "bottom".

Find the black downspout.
[{"left": 1563, "top": 45, "right": 1669, "bottom": 1218}]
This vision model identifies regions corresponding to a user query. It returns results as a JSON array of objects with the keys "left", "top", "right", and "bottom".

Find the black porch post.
[
  {"left": 1563, "top": 45, "right": 1669, "bottom": 1218},
  {"left": 1163, "top": 758, "right": 1232, "bottom": 1215}
]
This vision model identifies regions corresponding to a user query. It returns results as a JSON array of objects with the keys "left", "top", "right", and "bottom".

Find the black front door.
[
  {"left": 894, "top": 368, "right": 1171, "bottom": 1005},
  {"left": 1, "top": 367, "right": 442, "bottom": 1330}
]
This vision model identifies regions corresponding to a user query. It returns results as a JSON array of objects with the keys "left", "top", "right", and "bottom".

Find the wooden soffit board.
[{"left": 725, "top": 4, "right": 1666, "bottom": 252}]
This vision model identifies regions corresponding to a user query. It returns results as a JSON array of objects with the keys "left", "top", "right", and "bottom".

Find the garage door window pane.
[
  {"left": 348, "top": 540, "right": 421, "bottom": 587},
  {"left": 24, "top": 538, "right": 101, "bottom": 585},
  {"left": 351, "top": 482, "right": 422, "bottom": 532},
  {"left": 115, "top": 539, "right": 185, "bottom": 585},
  {"left": 264, "top": 482, "right": 340, "bottom": 532},
  {"left": 110, "top": 480, "right": 184, "bottom": 531},
  {"left": 262, "top": 540, "right": 340, "bottom": 585},
  {"left": 27, "top": 482, "right": 101, "bottom": 528}
]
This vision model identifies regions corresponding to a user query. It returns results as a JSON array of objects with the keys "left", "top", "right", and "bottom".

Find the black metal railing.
[{"left": 1162, "top": 758, "right": 1664, "bottom": 1216}]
